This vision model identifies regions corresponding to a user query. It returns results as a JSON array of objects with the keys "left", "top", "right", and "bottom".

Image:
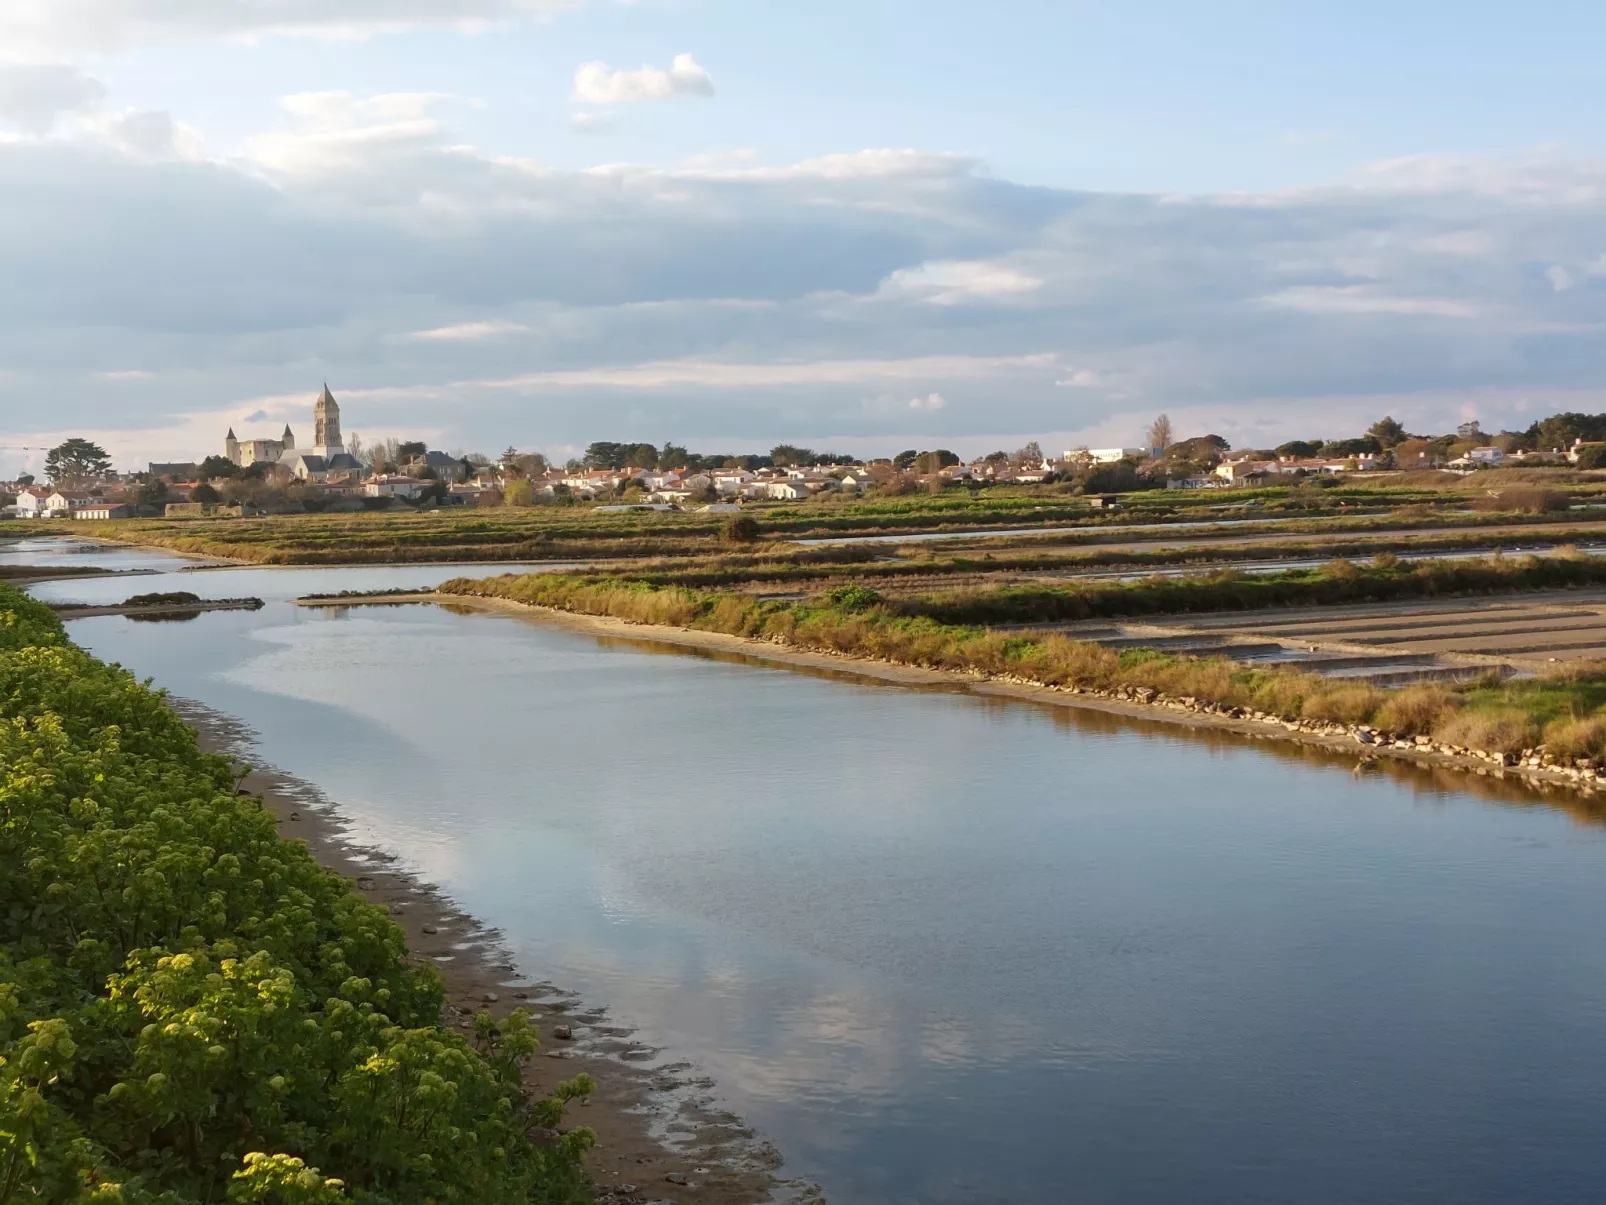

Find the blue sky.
[{"left": 2, "top": 1, "right": 1606, "bottom": 471}]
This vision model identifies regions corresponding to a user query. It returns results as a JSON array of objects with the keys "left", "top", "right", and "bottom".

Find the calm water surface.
[{"left": 17, "top": 539, "right": 1606, "bottom": 1204}]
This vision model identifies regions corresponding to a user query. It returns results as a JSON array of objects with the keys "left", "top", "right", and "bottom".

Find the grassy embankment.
[
  {"left": 582, "top": 527, "right": 1606, "bottom": 592},
  {"left": 439, "top": 553, "right": 1606, "bottom": 761},
  {"left": 40, "top": 482, "right": 1606, "bottom": 566},
  {"left": 0, "top": 583, "right": 594, "bottom": 1203}
]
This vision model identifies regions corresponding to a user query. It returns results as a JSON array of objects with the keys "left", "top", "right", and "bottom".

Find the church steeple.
[
  {"left": 313, "top": 383, "right": 343, "bottom": 455},
  {"left": 282, "top": 424, "right": 296, "bottom": 450}
]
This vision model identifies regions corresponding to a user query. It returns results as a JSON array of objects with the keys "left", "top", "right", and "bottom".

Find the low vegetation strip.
[
  {"left": 438, "top": 563, "right": 1606, "bottom": 768},
  {"left": 897, "top": 550, "right": 1606, "bottom": 625},
  {"left": 0, "top": 584, "right": 594, "bottom": 1203}
]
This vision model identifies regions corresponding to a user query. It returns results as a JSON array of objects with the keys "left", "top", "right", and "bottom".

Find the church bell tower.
[{"left": 313, "top": 383, "right": 344, "bottom": 457}]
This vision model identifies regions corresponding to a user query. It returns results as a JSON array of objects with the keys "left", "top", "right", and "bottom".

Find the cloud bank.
[{"left": 4, "top": 81, "right": 1606, "bottom": 468}]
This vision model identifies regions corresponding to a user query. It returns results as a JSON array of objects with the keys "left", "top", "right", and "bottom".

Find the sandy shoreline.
[{"left": 176, "top": 698, "right": 795, "bottom": 1205}]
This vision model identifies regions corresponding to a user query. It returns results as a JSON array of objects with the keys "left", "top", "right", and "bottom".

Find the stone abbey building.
[{"left": 225, "top": 384, "right": 362, "bottom": 481}]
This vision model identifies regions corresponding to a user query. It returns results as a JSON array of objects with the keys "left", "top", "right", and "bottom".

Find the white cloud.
[
  {"left": 10, "top": 123, "right": 1606, "bottom": 458},
  {"left": 0, "top": 64, "right": 103, "bottom": 135},
  {"left": 1261, "top": 285, "right": 1486, "bottom": 318},
  {"left": 1055, "top": 370, "right": 1104, "bottom": 388},
  {"left": 573, "top": 54, "right": 714, "bottom": 106},
  {"left": 908, "top": 392, "right": 945, "bottom": 411},
  {"left": 478, "top": 354, "right": 1057, "bottom": 391},
  {"left": 0, "top": 0, "right": 582, "bottom": 54},
  {"left": 94, "top": 369, "right": 154, "bottom": 380},
  {"left": 412, "top": 320, "right": 531, "bottom": 341},
  {"left": 1415, "top": 229, "right": 1496, "bottom": 256},
  {"left": 1545, "top": 264, "right": 1574, "bottom": 291},
  {"left": 246, "top": 91, "right": 454, "bottom": 175},
  {"left": 880, "top": 260, "right": 1043, "bottom": 306}
]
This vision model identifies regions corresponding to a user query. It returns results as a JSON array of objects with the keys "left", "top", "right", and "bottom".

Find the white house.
[
  {"left": 13, "top": 488, "right": 48, "bottom": 518},
  {"left": 73, "top": 504, "right": 130, "bottom": 520},
  {"left": 45, "top": 491, "right": 94, "bottom": 516},
  {"left": 764, "top": 480, "right": 816, "bottom": 500},
  {"left": 364, "top": 474, "right": 425, "bottom": 499},
  {"left": 1469, "top": 446, "right": 1504, "bottom": 466},
  {"left": 1071, "top": 448, "right": 1150, "bottom": 464}
]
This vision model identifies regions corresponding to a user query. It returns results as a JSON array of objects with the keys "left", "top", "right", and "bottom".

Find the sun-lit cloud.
[
  {"left": 7, "top": 103, "right": 1606, "bottom": 467},
  {"left": 1260, "top": 286, "right": 1487, "bottom": 318},
  {"left": 572, "top": 54, "right": 715, "bottom": 105},
  {"left": 879, "top": 260, "right": 1044, "bottom": 306},
  {"left": 411, "top": 320, "right": 532, "bottom": 341}
]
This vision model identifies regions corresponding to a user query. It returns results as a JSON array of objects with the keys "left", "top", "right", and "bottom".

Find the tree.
[
  {"left": 1319, "top": 437, "right": 1380, "bottom": 457},
  {"left": 44, "top": 438, "right": 112, "bottom": 484},
  {"left": 345, "top": 431, "right": 365, "bottom": 462},
  {"left": 584, "top": 442, "right": 627, "bottom": 469},
  {"left": 1014, "top": 441, "right": 1044, "bottom": 466},
  {"left": 1367, "top": 416, "right": 1408, "bottom": 449},
  {"left": 1394, "top": 438, "right": 1437, "bottom": 469},
  {"left": 722, "top": 514, "right": 760, "bottom": 543},
  {"left": 136, "top": 478, "right": 169, "bottom": 511},
  {"left": 397, "top": 440, "right": 427, "bottom": 459},
  {"left": 1148, "top": 414, "right": 1174, "bottom": 452},
  {"left": 1576, "top": 444, "right": 1606, "bottom": 470},
  {"left": 1532, "top": 412, "right": 1606, "bottom": 454},
  {"left": 1275, "top": 440, "right": 1322, "bottom": 460},
  {"left": 770, "top": 444, "right": 815, "bottom": 467},
  {"left": 502, "top": 479, "right": 536, "bottom": 506},
  {"left": 191, "top": 482, "right": 221, "bottom": 503},
  {"left": 892, "top": 449, "right": 920, "bottom": 471},
  {"left": 198, "top": 454, "right": 239, "bottom": 479},
  {"left": 15, "top": 473, "right": 32, "bottom": 486},
  {"left": 514, "top": 453, "right": 548, "bottom": 478}
]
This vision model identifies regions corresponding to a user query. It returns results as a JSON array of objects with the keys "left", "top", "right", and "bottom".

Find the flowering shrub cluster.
[{"left": 0, "top": 585, "right": 593, "bottom": 1203}]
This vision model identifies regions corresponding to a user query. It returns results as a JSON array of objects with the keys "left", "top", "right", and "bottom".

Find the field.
[
  {"left": 28, "top": 478, "right": 1606, "bottom": 765},
  {"left": 30, "top": 476, "right": 1606, "bottom": 567},
  {"left": 1092, "top": 592, "right": 1606, "bottom": 669}
]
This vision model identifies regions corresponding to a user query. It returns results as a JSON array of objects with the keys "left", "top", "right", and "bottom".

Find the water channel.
[{"left": 13, "top": 538, "right": 1606, "bottom": 1204}]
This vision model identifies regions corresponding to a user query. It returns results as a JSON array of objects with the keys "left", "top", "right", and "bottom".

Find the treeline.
[
  {"left": 581, "top": 441, "right": 855, "bottom": 471},
  {"left": 0, "top": 585, "right": 594, "bottom": 1202}
]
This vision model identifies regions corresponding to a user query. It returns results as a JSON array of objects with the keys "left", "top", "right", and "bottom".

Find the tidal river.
[{"left": 16, "top": 538, "right": 1606, "bottom": 1204}]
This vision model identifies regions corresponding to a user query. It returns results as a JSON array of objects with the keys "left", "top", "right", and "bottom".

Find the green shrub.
[{"left": 0, "top": 585, "right": 594, "bottom": 1203}]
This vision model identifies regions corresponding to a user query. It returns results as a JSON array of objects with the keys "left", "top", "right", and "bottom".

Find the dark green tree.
[
  {"left": 1576, "top": 444, "right": 1606, "bottom": 470},
  {"left": 769, "top": 444, "right": 816, "bottom": 467},
  {"left": 44, "top": 438, "right": 112, "bottom": 483},
  {"left": 1367, "top": 416, "right": 1409, "bottom": 449}
]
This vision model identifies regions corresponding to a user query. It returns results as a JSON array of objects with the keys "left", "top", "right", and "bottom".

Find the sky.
[{"left": 3, "top": 1, "right": 1606, "bottom": 474}]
